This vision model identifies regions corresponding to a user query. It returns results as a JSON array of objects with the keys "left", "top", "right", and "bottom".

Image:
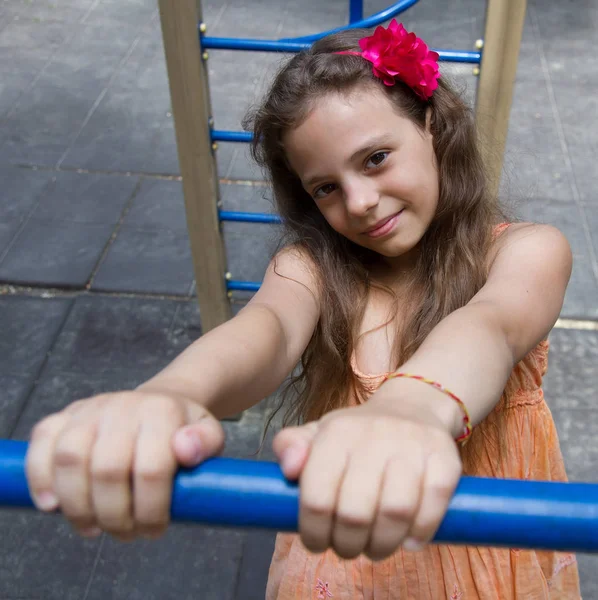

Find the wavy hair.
[{"left": 243, "top": 28, "right": 507, "bottom": 470}]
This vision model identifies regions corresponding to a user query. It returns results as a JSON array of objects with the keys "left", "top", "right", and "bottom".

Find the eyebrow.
[{"left": 304, "top": 134, "right": 395, "bottom": 188}]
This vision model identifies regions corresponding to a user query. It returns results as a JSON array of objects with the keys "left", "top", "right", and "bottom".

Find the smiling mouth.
[{"left": 363, "top": 210, "right": 404, "bottom": 238}]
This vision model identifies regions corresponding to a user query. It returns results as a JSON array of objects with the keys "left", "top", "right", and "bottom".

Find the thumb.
[
  {"left": 172, "top": 403, "right": 225, "bottom": 467},
  {"left": 272, "top": 422, "right": 319, "bottom": 481}
]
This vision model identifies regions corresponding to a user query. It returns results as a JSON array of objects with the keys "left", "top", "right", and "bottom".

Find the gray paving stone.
[
  {"left": 3, "top": 0, "right": 97, "bottom": 24},
  {"left": 0, "top": 215, "right": 22, "bottom": 257},
  {"left": 0, "top": 20, "right": 152, "bottom": 168},
  {"left": 0, "top": 218, "right": 114, "bottom": 288},
  {"left": 123, "top": 177, "right": 187, "bottom": 232},
  {"left": 0, "top": 165, "right": 55, "bottom": 220},
  {"left": 0, "top": 296, "right": 73, "bottom": 375},
  {"left": 584, "top": 204, "right": 598, "bottom": 264},
  {"left": 0, "top": 373, "right": 33, "bottom": 438},
  {"left": 85, "top": 527, "right": 245, "bottom": 600},
  {"left": 578, "top": 554, "right": 598, "bottom": 600},
  {"left": 44, "top": 295, "right": 181, "bottom": 376},
  {"left": 0, "top": 510, "right": 101, "bottom": 600},
  {"left": 220, "top": 181, "right": 275, "bottom": 214},
  {"left": 552, "top": 408, "right": 598, "bottom": 484},
  {"left": 223, "top": 223, "right": 279, "bottom": 283},
  {"left": 235, "top": 530, "right": 277, "bottom": 600},
  {"left": 59, "top": 20, "right": 174, "bottom": 174},
  {"left": 543, "top": 329, "right": 598, "bottom": 412},
  {"left": 33, "top": 170, "right": 138, "bottom": 225},
  {"left": 91, "top": 226, "right": 195, "bottom": 295}
]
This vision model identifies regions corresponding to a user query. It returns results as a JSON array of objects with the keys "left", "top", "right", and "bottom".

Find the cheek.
[{"left": 318, "top": 203, "right": 347, "bottom": 232}]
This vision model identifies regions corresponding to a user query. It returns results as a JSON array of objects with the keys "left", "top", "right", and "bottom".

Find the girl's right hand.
[{"left": 24, "top": 391, "right": 225, "bottom": 541}]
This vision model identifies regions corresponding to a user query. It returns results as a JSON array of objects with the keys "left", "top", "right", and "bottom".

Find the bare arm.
[
  {"left": 138, "top": 248, "right": 320, "bottom": 419},
  {"left": 371, "top": 223, "right": 573, "bottom": 435}
]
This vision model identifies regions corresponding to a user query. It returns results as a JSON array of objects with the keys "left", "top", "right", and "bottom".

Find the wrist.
[{"left": 372, "top": 376, "right": 465, "bottom": 439}]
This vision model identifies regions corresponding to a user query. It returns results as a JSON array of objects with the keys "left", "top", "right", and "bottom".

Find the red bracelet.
[{"left": 383, "top": 372, "right": 472, "bottom": 443}]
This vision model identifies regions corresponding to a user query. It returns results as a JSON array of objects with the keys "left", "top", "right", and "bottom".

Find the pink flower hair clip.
[{"left": 336, "top": 19, "right": 440, "bottom": 100}]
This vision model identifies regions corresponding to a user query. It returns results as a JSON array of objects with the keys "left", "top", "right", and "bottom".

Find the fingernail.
[
  {"left": 403, "top": 537, "right": 425, "bottom": 552},
  {"left": 183, "top": 428, "right": 202, "bottom": 462},
  {"left": 35, "top": 491, "right": 59, "bottom": 511},
  {"left": 80, "top": 526, "right": 102, "bottom": 538}
]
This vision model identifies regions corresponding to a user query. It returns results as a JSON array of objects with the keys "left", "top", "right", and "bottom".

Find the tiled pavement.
[{"left": 0, "top": 0, "right": 597, "bottom": 598}]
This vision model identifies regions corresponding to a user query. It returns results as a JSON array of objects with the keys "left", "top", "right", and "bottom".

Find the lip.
[{"left": 363, "top": 210, "right": 403, "bottom": 238}]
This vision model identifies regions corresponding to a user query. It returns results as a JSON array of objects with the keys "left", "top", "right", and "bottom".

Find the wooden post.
[
  {"left": 475, "top": 0, "right": 527, "bottom": 198},
  {"left": 158, "top": 0, "right": 231, "bottom": 331}
]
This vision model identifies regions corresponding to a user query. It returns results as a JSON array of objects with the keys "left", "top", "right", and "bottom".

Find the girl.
[{"left": 25, "top": 21, "right": 580, "bottom": 599}]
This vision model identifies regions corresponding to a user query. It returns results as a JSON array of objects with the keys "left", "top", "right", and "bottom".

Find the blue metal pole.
[
  {"left": 219, "top": 211, "right": 282, "bottom": 224},
  {"left": 3, "top": 439, "right": 598, "bottom": 552},
  {"left": 227, "top": 280, "right": 261, "bottom": 292},
  {"left": 211, "top": 130, "right": 252, "bottom": 143},
  {"left": 349, "top": 0, "right": 364, "bottom": 24},
  {"left": 201, "top": 37, "right": 480, "bottom": 64}
]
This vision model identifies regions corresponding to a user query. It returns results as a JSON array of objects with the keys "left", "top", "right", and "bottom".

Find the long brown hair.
[{"left": 243, "top": 29, "right": 506, "bottom": 461}]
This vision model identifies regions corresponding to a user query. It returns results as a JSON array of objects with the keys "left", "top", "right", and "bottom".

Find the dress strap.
[{"left": 493, "top": 222, "right": 511, "bottom": 237}]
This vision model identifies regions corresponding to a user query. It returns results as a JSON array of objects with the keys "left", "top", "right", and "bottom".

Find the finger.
[
  {"left": 134, "top": 398, "right": 187, "bottom": 539},
  {"left": 272, "top": 422, "right": 318, "bottom": 480},
  {"left": 173, "top": 403, "right": 225, "bottom": 467},
  {"left": 365, "top": 454, "right": 423, "bottom": 561},
  {"left": 52, "top": 418, "right": 99, "bottom": 532},
  {"left": 331, "top": 446, "right": 387, "bottom": 559},
  {"left": 89, "top": 401, "right": 138, "bottom": 536},
  {"left": 26, "top": 413, "right": 69, "bottom": 512},
  {"left": 405, "top": 449, "right": 461, "bottom": 549},
  {"left": 299, "top": 431, "right": 349, "bottom": 553}
]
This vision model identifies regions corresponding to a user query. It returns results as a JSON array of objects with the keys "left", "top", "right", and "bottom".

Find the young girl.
[{"left": 25, "top": 21, "right": 580, "bottom": 599}]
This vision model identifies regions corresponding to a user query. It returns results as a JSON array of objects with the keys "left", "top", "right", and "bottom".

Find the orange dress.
[{"left": 266, "top": 341, "right": 581, "bottom": 598}]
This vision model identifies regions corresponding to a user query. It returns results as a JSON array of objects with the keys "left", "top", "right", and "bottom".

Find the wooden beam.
[
  {"left": 475, "top": 0, "right": 527, "bottom": 198},
  {"left": 158, "top": 0, "right": 230, "bottom": 331}
]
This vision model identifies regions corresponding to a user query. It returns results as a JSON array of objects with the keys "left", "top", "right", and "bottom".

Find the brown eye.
[
  {"left": 313, "top": 183, "right": 337, "bottom": 199},
  {"left": 366, "top": 152, "right": 388, "bottom": 168}
]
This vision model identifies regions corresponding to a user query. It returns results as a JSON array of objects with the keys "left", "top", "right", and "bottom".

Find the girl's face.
[{"left": 283, "top": 87, "right": 439, "bottom": 268}]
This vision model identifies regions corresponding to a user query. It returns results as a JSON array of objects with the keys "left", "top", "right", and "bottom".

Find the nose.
[{"left": 343, "top": 176, "right": 379, "bottom": 217}]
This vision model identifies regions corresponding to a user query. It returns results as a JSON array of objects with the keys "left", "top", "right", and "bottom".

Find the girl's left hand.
[{"left": 272, "top": 400, "right": 462, "bottom": 561}]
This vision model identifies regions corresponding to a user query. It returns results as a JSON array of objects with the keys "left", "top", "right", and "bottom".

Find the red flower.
[{"left": 358, "top": 19, "right": 440, "bottom": 100}]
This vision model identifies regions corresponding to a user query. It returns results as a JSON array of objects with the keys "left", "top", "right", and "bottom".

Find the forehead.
[{"left": 283, "top": 88, "right": 415, "bottom": 174}]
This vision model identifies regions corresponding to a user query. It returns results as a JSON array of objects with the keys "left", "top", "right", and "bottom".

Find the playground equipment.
[
  {"left": 2, "top": 439, "right": 598, "bottom": 552},
  {"left": 156, "top": 0, "right": 527, "bottom": 332}
]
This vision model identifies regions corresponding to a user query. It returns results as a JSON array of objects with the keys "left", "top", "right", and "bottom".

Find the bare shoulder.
[
  {"left": 264, "top": 244, "right": 321, "bottom": 308},
  {"left": 245, "top": 244, "right": 321, "bottom": 357},
  {"left": 491, "top": 222, "right": 572, "bottom": 272}
]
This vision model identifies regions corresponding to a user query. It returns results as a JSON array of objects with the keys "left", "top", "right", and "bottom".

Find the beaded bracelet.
[{"left": 383, "top": 372, "right": 473, "bottom": 443}]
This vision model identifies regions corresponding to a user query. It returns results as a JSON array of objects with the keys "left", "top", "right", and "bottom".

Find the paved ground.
[{"left": 0, "top": 0, "right": 597, "bottom": 598}]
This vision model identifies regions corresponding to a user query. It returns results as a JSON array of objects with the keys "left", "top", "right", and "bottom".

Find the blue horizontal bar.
[
  {"left": 280, "top": 0, "right": 420, "bottom": 43},
  {"left": 219, "top": 211, "right": 281, "bottom": 224},
  {"left": 202, "top": 36, "right": 478, "bottom": 64},
  {"left": 436, "top": 49, "right": 480, "bottom": 64},
  {"left": 4, "top": 439, "right": 598, "bottom": 552},
  {"left": 211, "top": 130, "right": 252, "bottom": 143},
  {"left": 227, "top": 280, "right": 261, "bottom": 292},
  {"left": 202, "top": 37, "right": 310, "bottom": 52}
]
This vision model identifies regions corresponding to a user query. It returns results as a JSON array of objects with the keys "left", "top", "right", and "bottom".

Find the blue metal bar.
[
  {"left": 349, "top": 0, "right": 364, "bottom": 24},
  {"left": 201, "top": 37, "right": 310, "bottom": 52},
  {"left": 202, "top": 37, "right": 479, "bottom": 64},
  {"left": 211, "top": 130, "right": 252, "bottom": 143},
  {"left": 279, "top": 0, "right": 420, "bottom": 43},
  {"left": 3, "top": 439, "right": 598, "bottom": 552},
  {"left": 219, "top": 211, "right": 281, "bottom": 224},
  {"left": 227, "top": 280, "right": 261, "bottom": 292}
]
